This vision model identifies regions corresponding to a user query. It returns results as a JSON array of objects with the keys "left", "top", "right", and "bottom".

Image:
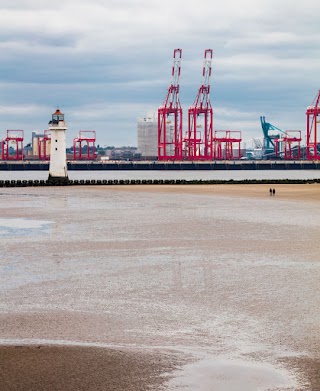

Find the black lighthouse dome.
[{"left": 49, "top": 108, "right": 64, "bottom": 125}]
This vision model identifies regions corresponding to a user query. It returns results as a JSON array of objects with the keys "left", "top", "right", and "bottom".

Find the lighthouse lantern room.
[{"left": 48, "top": 108, "right": 68, "bottom": 183}]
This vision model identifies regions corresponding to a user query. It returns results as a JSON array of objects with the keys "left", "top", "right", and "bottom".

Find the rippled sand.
[{"left": 0, "top": 184, "right": 320, "bottom": 390}]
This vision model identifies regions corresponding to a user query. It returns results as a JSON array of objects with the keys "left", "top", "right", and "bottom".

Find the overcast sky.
[{"left": 1, "top": 0, "right": 319, "bottom": 147}]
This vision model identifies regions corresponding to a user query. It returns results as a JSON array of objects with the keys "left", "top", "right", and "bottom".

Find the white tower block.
[{"left": 48, "top": 108, "right": 68, "bottom": 182}]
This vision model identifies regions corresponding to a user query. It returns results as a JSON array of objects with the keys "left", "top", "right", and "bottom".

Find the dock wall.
[
  {"left": 1, "top": 178, "right": 320, "bottom": 188},
  {"left": 0, "top": 161, "right": 320, "bottom": 171}
]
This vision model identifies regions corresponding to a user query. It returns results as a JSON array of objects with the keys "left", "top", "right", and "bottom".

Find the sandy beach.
[
  {"left": 1, "top": 183, "right": 320, "bottom": 390},
  {"left": 90, "top": 183, "right": 320, "bottom": 202}
]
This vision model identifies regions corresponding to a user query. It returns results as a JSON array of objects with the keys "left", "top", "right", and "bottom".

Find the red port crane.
[
  {"left": 73, "top": 130, "right": 97, "bottom": 160},
  {"left": 38, "top": 130, "right": 51, "bottom": 160},
  {"left": 213, "top": 130, "right": 242, "bottom": 160},
  {"left": 158, "top": 49, "right": 183, "bottom": 160},
  {"left": 1, "top": 130, "right": 24, "bottom": 160},
  {"left": 274, "top": 130, "right": 302, "bottom": 160},
  {"left": 306, "top": 90, "right": 320, "bottom": 160},
  {"left": 185, "top": 49, "right": 213, "bottom": 160}
]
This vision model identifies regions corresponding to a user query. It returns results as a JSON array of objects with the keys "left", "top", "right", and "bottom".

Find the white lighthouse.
[{"left": 48, "top": 108, "right": 68, "bottom": 183}]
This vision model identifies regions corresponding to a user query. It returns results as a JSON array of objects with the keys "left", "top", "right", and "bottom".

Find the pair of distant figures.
[{"left": 269, "top": 188, "right": 276, "bottom": 196}]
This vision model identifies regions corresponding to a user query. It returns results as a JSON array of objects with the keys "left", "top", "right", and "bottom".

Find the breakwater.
[
  {"left": 1, "top": 178, "right": 320, "bottom": 187},
  {"left": 1, "top": 160, "right": 320, "bottom": 171}
]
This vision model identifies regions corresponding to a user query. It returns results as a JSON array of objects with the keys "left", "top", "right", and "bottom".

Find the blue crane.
[{"left": 260, "top": 116, "right": 286, "bottom": 157}]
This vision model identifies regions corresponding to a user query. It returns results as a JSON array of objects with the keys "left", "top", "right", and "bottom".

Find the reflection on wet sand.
[{"left": 168, "top": 357, "right": 297, "bottom": 390}]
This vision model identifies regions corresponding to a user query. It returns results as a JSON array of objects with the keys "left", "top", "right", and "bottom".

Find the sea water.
[{"left": 0, "top": 169, "right": 320, "bottom": 181}]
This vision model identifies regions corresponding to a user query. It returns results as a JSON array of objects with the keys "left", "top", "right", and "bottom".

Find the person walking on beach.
[
  {"left": 273, "top": 188, "right": 275, "bottom": 196},
  {"left": 269, "top": 188, "right": 272, "bottom": 196}
]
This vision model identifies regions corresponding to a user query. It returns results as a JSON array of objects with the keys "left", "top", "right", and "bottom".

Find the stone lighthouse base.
[{"left": 47, "top": 174, "right": 70, "bottom": 185}]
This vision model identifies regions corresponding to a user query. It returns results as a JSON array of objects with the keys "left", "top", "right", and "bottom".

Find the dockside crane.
[
  {"left": 1, "top": 130, "right": 24, "bottom": 161},
  {"left": 158, "top": 49, "right": 183, "bottom": 160},
  {"left": 306, "top": 90, "right": 320, "bottom": 160},
  {"left": 260, "top": 116, "right": 286, "bottom": 157},
  {"left": 260, "top": 117, "right": 302, "bottom": 159},
  {"left": 73, "top": 130, "right": 97, "bottom": 160},
  {"left": 185, "top": 49, "right": 213, "bottom": 160}
]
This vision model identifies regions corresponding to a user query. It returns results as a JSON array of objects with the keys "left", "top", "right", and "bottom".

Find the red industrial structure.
[
  {"left": 73, "top": 130, "right": 97, "bottom": 160},
  {"left": 1, "top": 130, "right": 24, "bottom": 160},
  {"left": 185, "top": 49, "right": 213, "bottom": 160},
  {"left": 274, "top": 131, "right": 302, "bottom": 160},
  {"left": 38, "top": 130, "right": 51, "bottom": 160},
  {"left": 306, "top": 90, "right": 320, "bottom": 160},
  {"left": 158, "top": 49, "right": 183, "bottom": 160},
  {"left": 213, "top": 130, "right": 242, "bottom": 160}
]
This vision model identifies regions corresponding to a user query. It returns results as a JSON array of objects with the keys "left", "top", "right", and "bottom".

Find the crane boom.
[
  {"left": 162, "top": 49, "right": 182, "bottom": 109},
  {"left": 158, "top": 49, "right": 183, "bottom": 160},
  {"left": 185, "top": 49, "right": 213, "bottom": 160},
  {"left": 193, "top": 49, "right": 212, "bottom": 109}
]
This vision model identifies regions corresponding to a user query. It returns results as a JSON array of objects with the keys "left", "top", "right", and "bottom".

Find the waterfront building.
[{"left": 137, "top": 114, "right": 158, "bottom": 160}]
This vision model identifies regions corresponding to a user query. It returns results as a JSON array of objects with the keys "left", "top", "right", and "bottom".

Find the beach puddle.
[
  {"left": 0, "top": 218, "right": 52, "bottom": 237},
  {"left": 168, "top": 357, "right": 297, "bottom": 390}
]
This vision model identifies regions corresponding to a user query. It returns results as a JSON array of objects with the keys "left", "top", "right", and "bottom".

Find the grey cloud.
[{"left": 0, "top": 0, "right": 319, "bottom": 146}]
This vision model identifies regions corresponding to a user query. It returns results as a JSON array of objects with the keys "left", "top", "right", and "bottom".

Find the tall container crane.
[
  {"left": 260, "top": 117, "right": 302, "bottom": 159},
  {"left": 158, "top": 49, "right": 183, "bottom": 160},
  {"left": 260, "top": 116, "right": 283, "bottom": 157},
  {"left": 185, "top": 49, "right": 213, "bottom": 160},
  {"left": 306, "top": 90, "right": 320, "bottom": 160}
]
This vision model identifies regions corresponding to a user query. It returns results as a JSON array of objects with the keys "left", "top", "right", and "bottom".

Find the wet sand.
[
  {"left": 1, "top": 184, "right": 320, "bottom": 390},
  {"left": 94, "top": 183, "right": 320, "bottom": 203},
  {"left": 1, "top": 344, "right": 319, "bottom": 391},
  {"left": 0, "top": 344, "right": 182, "bottom": 391}
]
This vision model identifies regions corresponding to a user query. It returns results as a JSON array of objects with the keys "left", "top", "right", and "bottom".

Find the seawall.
[
  {"left": 1, "top": 178, "right": 320, "bottom": 187},
  {"left": 0, "top": 160, "right": 320, "bottom": 171}
]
